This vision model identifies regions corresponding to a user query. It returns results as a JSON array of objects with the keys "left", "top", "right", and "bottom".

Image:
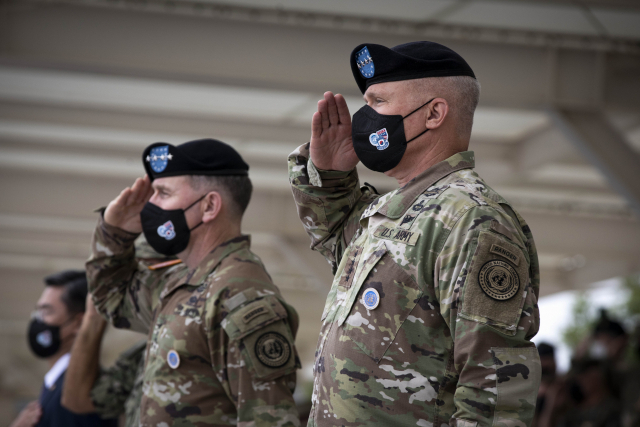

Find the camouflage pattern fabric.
[
  {"left": 91, "top": 340, "right": 146, "bottom": 427},
  {"left": 87, "top": 216, "right": 301, "bottom": 426},
  {"left": 289, "top": 143, "right": 541, "bottom": 427}
]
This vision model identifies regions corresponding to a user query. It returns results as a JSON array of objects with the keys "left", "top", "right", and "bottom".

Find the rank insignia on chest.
[
  {"left": 362, "top": 287, "right": 380, "bottom": 310},
  {"left": 167, "top": 349, "right": 180, "bottom": 369}
]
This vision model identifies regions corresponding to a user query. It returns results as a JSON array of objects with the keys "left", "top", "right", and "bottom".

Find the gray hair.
[
  {"left": 409, "top": 76, "right": 481, "bottom": 140},
  {"left": 188, "top": 175, "right": 253, "bottom": 218}
]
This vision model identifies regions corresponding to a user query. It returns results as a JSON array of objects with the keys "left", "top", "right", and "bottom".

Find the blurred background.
[{"left": 0, "top": 0, "right": 639, "bottom": 425}]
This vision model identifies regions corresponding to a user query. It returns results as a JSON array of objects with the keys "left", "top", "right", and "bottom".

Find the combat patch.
[
  {"left": 460, "top": 230, "right": 529, "bottom": 334},
  {"left": 373, "top": 225, "right": 420, "bottom": 246},
  {"left": 255, "top": 332, "right": 291, "bottom": 368},
  {"left": 478, "top": 260, "right": 519, "bottom": 301}
]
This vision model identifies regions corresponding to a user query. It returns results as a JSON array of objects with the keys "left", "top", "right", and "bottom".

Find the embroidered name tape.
[
  {"left": 489, "top": 244, "right": 520, "bottom": 266},
  {"left": 373, "top": 225, "right": 420, "bottom": 246}
]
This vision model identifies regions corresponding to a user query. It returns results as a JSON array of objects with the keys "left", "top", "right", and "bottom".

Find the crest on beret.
[
  {"left": 369, "top": 128, "right": 389, "bottom": 150},
  {"left": 147, "top": 145, "right": 173, "bottom": 173},
  {"left": 355, "top": 46, "right": 375, "bottom": 78}
]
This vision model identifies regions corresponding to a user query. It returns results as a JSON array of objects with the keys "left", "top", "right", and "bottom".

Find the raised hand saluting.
[
  {"left": 104, "top": 175, "right": 153, "bottom": 233},
  {"left": 310, "top": 91, "right": 359, "bottom": 172}
]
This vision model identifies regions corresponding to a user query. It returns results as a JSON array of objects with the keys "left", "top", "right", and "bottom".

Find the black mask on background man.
[
  {"left": 140, "top": 194, "right": 205, "bottom": 256},
  {"left": 27, "top": 318, "right": 62, "bottom": 358},
  {"left": 351, "top": 98, "right": 435, "bottom": 172}
]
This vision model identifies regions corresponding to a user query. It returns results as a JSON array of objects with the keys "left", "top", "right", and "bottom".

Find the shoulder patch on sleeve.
[
  {"left": 222, "top": 293, "right": 298, "bottom": 380},
  {"left": 460, "top": 231, "right": 529, "bottom": 335}
]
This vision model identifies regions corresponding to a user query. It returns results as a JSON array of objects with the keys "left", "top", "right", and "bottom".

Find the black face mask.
[
  {"left": 28, "top": 318, "right": 62, "bottom": 358},
  {"left": 351, "top": 98, "right": 435, "bottom": 173},
  {"left": 140, "top": 194, "right": 206, "bottom": 256}
]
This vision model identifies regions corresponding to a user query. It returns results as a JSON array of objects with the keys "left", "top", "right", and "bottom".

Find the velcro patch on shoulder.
[
  {"left": 460, "top": 231, "right": 529, "bottom": 334},
  {"left": 373, "top": 225, "right": 420, "bottom": 246},
  {"left": 221, "top": 295, "right": 287, "bottom": 341}
]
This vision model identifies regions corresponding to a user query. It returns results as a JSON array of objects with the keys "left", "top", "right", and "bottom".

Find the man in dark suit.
[{"left": 10, "top": 270, "right": 117, "bottom": 427}]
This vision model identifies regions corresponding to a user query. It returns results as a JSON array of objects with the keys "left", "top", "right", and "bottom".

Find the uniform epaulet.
[{"left": 148, "top": 259, "right": 183, "bottom": 270}]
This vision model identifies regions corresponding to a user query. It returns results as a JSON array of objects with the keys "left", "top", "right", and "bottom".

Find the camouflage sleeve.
[
  {"left": 216, "top": 288, "right": 301, "bottom": 427},
  {"left": 435, "top": 205, "right": 541, "bottom": 427},
  {"left": 288, "top": 143, "right": 377, "bottom": 272},
  {"left": 86, "top": 215, "right": 175, "bottom": 334},
  {"left": 90, "top": 341, "right": 145, "bottom": 422}
]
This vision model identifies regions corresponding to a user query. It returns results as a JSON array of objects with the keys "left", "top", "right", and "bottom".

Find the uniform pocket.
[{"left": 341, "top": 248, "right": 421, "bottom": 363}]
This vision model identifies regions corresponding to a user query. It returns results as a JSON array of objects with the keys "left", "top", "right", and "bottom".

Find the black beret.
[
  {"left": 350, "top": 41, "right": 476, "bottom": 94},
  {"left": 142, "top": 138, "right": 248, "bottom": 181}
]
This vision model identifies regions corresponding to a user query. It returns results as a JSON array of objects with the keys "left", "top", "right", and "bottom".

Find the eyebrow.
[
  {"left": 153, "top": 183, "right": 170, "bottom": 193},
  {"left": 37, "top": 303, "right": 54, "bottom": 310}
]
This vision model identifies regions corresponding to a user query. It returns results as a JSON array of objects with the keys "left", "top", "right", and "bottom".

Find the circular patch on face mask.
[
  {"left": 478, "top": 260, "right": 520, "bottom": 301},
  {"left": 36, "top": 330, "right": 53, "bottom": 347},
  {"left": 255, "top": 332, "right": 291, "bottom": 368}
]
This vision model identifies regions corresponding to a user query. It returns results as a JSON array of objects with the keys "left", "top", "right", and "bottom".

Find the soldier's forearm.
[{"left": 61, "top": 314, "right": 107, "bottom": 414}]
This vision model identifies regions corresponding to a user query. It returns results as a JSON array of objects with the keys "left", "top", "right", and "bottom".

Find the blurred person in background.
[
  {"left": 87, "top": 139, "right": 301, "bottom": 426},
  {"left": 61, "top": 241, "right": 181, "bottom": 427},
  {"left": 61, "top": 293, "right": 145, "bottom": 427},
  {"left": 540, "top": 359, "right": 622, "bottom": 427},
  {"left": 533, "top": 342, "right": 558, "bottom": 427},
  {"left": 9, "top": 270, "right": 117, "bottom": 427}
]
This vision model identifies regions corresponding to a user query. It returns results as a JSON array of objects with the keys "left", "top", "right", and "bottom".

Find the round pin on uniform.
[
  {"left": 167, "top": 350, "right": 180, "bottom": 369},
  {"left": 362, "top": 288, "right": 380, "bottom": 310}
]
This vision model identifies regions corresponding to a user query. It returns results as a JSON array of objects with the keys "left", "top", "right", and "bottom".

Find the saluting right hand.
[
  {"left": 103, "top": 175, "right": 153, "bottom": 233},
  {"left": 310, "top": 91, "right": 359, "bottom": 171}
]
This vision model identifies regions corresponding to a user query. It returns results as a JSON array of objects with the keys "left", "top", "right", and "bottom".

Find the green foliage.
[{"left": 561, "top": 292, "right": 596, "bottom": 350}]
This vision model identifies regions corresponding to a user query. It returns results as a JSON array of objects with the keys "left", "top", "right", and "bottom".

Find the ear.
[
  {"left": 425, "top": 98, "right": 449, "bottom": 130},
  {"left": 201, "top": 191, "right": 223, "bottom": 224}
]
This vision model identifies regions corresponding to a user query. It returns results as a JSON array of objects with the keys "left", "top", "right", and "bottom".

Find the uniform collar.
[
  {"left": 366, "top": 151, "right": 475, "bottom": 219},
  {"left": 160, "top": 235, "right": 251, "bottom": 299}
]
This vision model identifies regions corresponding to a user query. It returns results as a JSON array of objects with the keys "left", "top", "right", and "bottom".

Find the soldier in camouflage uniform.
[
  {"left": 91, "top": 341, "right": 146, "bottom": 426},
  {"left": 87, "top": 138, "right": 301, "bottom": 426},
  {"left": 288, "top": 42, "right": 541, "bottom": 426},
  {"left": 64, "top": 240, "right": 173, "bottom": 427}
]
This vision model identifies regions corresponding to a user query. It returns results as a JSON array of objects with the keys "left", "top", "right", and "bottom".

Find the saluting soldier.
[
  {"left": 87, "top": 138, "right": 301, "bottom": 426},
  {"left": 288, "top": 42, "right": 541, "bottom": 426}
]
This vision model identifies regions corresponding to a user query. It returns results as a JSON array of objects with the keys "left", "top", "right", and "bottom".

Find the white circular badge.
[
  {"left": 167, "top": 349, "right": 180, "bottom": 369},
  {"left": 361, "top": 288, "right": 381, "bottom": 310}
]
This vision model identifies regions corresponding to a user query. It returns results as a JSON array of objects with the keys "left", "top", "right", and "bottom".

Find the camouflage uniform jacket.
[
  {"left": 91, "top": 340, "right": 146, "bottom": 427},
  {"left": 288, "top": 144, "right": 541, "bottom": 427},
  {"left": 87, "top": 216, "right": 302, "bottom": 427}
]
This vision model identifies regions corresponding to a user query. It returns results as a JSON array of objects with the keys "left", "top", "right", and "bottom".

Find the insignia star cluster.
[
  {"left": 356, "top": 56, "right": 372, "bottom": 70},
  {"left": 145, "top": 153, "right": 173, "bottom": 162}
]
